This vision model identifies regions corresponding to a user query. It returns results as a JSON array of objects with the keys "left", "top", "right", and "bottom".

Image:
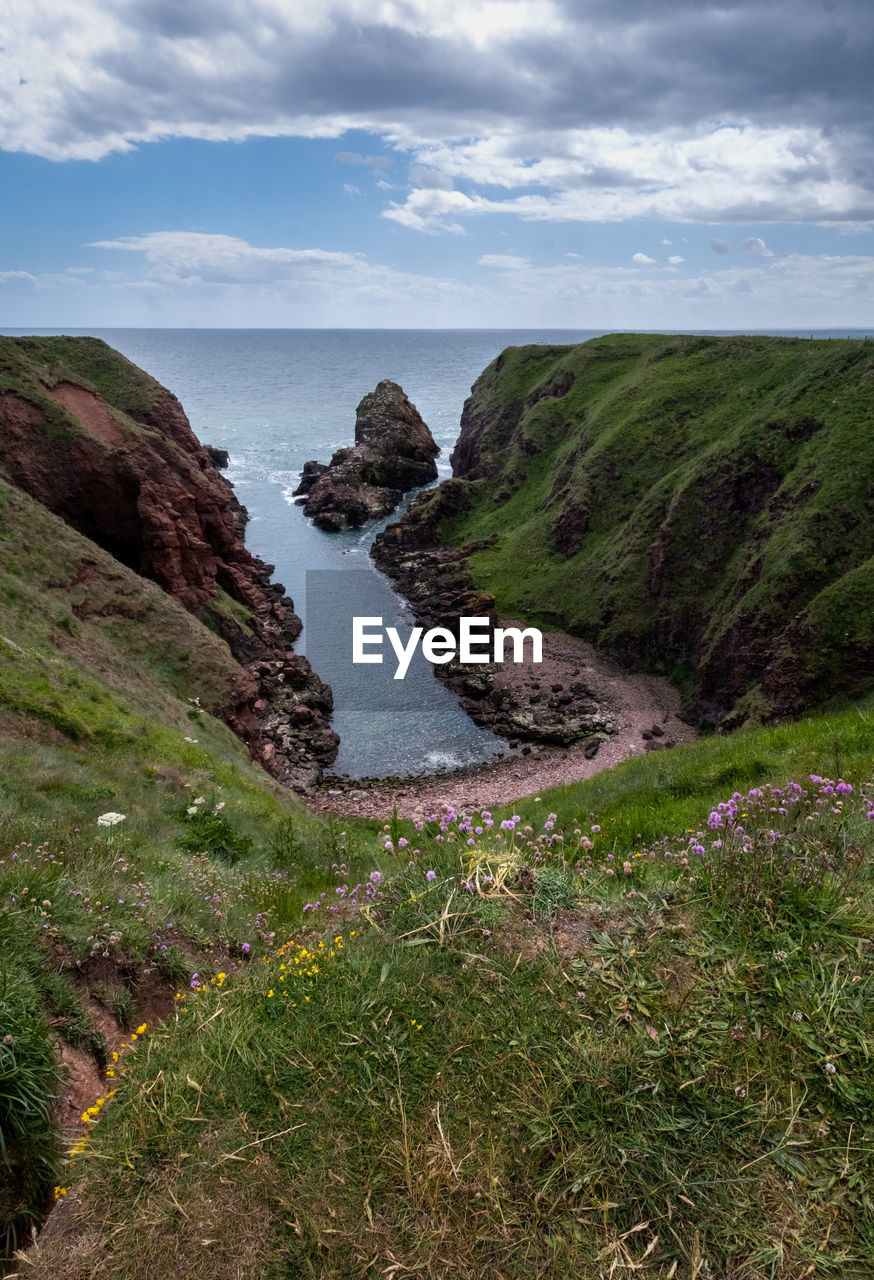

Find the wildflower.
[
  {"left": 425, "top": 869, "right": 437, "bottom": 881},
  {"left": 591, "top": 825, "right": 601, "bottom": 833},
  {"left": 97, "top": 812, "right": 126, "bottom": 827},
  {"left": 241, "top": 942, "right": 250, "bottom": 953},
  {"left": 824, "top": 1062, "right": 837, "bottom": 1075}
]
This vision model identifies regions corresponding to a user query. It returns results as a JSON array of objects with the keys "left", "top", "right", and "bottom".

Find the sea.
[{"left": 5, "top": 327, "right": 872, "bottom": 778}]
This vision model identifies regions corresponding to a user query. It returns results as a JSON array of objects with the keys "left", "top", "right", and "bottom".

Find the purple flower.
[
  {"left": 399, "top": 837, "right": 409, "bottom": 848},
  {"left": 809, "top": 774, "right": 822, "bottom": 784},
  {"left": 708, "top": 811, "right": 723, "bottom": 829},
  {"left": 241, "top": 942, "right": 250, "bottom": 953},
  {"left": 425, "top": 869, "right": 437, "bottom": 881},
  {"left": 836, "top": 781, "right": 853, "bottom": 795}
]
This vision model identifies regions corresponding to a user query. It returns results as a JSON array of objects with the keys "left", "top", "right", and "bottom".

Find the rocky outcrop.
[
  {"left": 294, "top": 380, "right": 438, "bottom": 530},
  {"left": 0, "top": 335, "right": 338, "bottom": 790},
  {"left": 372, "top": 493, "right": 615, "bottom": 746}
]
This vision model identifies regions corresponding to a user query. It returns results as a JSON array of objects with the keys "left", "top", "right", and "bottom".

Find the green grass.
[
  {"left": 0, "top": 474, "right": 382, "bottom": 1264},
  {"left": 0, "top": 335, "right": 162, "bottom": 430},
  {"left": 420, "top": 334, "right": 874, "bottom": 722},
  {"left": 24, "top": 768, "right": 874, "bottom": 1279}
]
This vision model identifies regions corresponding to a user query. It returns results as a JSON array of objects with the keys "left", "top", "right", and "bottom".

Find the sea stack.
[{"left": 294, "top": 380, "right": 439, "bottom": 530}]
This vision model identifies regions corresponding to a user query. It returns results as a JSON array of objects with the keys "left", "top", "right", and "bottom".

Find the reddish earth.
[
  {"left": 44, "top": 382, "right": 126, "bottom": 446},
  {"left": 310, "top": 628, "right": 694, "bottom": 819},
  {"left": 0, "top": 343, "right": 338, "bottom": 790}
]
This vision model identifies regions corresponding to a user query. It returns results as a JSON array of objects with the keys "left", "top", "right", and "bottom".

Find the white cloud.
[
  {"left": 0, "top": 1, "right": 871, "bottom": 235},
  {"left": 668, "top": 255, "right": 685, "bottom": 264},
  {"left": 5, "top": 233, "right": 874, "bottom": 328},
  {"left": 710, "top": 237, "right": 735, "bottom": 254},
  {"left": 408, "top": 165, "right": 454, "bottom": 191},
  {"left": 336, "top": 152, "right": 391, "bottom": 167},
  {"left": 743, "top": 236, "right": 773, "bottom": 256},
  {"left": 478, "top": 253, "right": 531, "bottom": 269},
  {"left": 382, "top": 125, "right": 874, "bottom": 231},
  {"left": 84, "top": 230, "right": 485, "bottom": 312},
  {"left": 632, "top": 252, "right": 655, "bottom": 264}
]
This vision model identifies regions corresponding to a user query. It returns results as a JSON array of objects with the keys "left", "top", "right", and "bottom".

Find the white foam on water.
[{"left": 426, "top": 750, "right": 462, "bottom": 769}]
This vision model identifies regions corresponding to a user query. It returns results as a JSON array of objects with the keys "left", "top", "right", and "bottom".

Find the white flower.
[
  {"left": 184, "top": 736, "right": 198, "bottom": 744},
  {"left": 213, "top": 801, "right": 225, "bottom": 812},
  {"left": 192, "top": 796, "right": 205, "bottom": 805},
  {"left": 97, "top": 812, "right": 126, "bottom": 827},
  {"left": 186, "top": 806, "right": 198, "bottom": 816}
]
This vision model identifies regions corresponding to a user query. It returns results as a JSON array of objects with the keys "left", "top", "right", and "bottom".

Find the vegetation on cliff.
[
  {"left": 0, "top": 477, "right": 376, "bottom": 1260},
  {"left": 386, "top": 334, "right": 874, "bottom": 726},
  {"left": 2, "top": 333, "right": 873, "bottom": 1278},
  {"left": 21, "top": 753, "right": 874, "bottom": 1279},
  {"left": 0, "top": 335, "right": 338, "bottom": 788}
]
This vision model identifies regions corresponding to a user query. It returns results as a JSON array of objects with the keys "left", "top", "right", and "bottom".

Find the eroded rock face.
[
  {"left": 294, "top": 380, "right": 438, "bottom": 530},
  {"left": 372, "top": 493, "right": 616, "bottom": 746},
  {"left": 0, "top": 336, "right": 338, "bottom": 790}
]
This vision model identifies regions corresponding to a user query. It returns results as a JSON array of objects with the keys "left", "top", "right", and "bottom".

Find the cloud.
[
  {"left": 632, "top": 252, "right": 655, "bottom": 264},
  {"left": 343, "top": 183, "right": 362, "bottom": 195},
  {"left": 710, "top": 237, "right": 736, "bottom": 254},
  {"left": 336, "top": 151, "right": 392, "bottom": 167},
  {"left": 84, "top": 230, "right": 485, "bottom": 311},
  {"left": 743, "top": 235, "right": 773, "bottom": 256},
  {"left": 382, "top": 124, "right": 874, "bottom": 230},
  {"left": 668, "top": 255, "right": 685, "bottom": 264},
  {"left": 0, "top": 1, "right": 872, "bottom": 230},
  {"left": 408, "top": 165, "right": 454, "bottom": 190},
  {"left": 478, "top": 253, "right": 531, "bottom": 269},
  {"left": 5, "top": 231, "right": 874, "bottom": 327}
]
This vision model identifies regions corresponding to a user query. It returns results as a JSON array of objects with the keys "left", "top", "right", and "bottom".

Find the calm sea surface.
[{"left": 7, "top": 327, "right": 872, "bottom": 776}]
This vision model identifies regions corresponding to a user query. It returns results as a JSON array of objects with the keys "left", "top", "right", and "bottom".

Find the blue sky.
[{"left": 1, "top": 0, "right": 873, "bottom": 328}]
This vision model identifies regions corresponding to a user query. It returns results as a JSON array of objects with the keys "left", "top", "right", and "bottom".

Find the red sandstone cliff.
[{"left": 0, "top": 335, "right": 338, "bottom": 789}]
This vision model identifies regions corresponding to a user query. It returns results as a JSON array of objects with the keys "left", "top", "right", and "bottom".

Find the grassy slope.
[
  {"left": 23, "top": 763, "right": 874, "bottom": 1280},
  {"left": 431, "top": 334, "right": 874, "bottom": 720},
  {"left": 0, "top": 335, "right": 163, "bottom": 441},
  {"left": 0, "top": 479, "right": 380, "bottom": 1258}
]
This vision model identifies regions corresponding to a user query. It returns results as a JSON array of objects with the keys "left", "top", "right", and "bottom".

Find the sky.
[{"left": 1, "top": 0, "right": 873, "bottom": 329}]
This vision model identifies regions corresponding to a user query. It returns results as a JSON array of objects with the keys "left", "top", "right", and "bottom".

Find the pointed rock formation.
[{"left": 294, "top": 380, "right": 438, "bottom": 530}]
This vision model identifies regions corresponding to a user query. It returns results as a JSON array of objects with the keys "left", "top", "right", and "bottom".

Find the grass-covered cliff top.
[
  {"left": 0, "top": 335, "right": 164, "bottom": 438},
  {"left": 412, "top": 333, "right": 874, "bottom": 724},
  {"left": 22, "top": 762, "right": 874, "bottom": 1279}
]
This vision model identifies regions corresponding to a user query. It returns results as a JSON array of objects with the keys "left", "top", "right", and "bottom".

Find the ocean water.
[{"left": 7, "top": 327, "right": 872, "bottom": 777}]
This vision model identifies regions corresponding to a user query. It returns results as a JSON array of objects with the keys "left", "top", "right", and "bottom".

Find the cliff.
[
  {"left": 375, "top": 333, "right": 874, "bottom": 726},
  {"left": 294, "top": 379, "right": 438, "bottom": 529},
  {"left": 0, "top": 335, "right": 338, "bottom": 788}
]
